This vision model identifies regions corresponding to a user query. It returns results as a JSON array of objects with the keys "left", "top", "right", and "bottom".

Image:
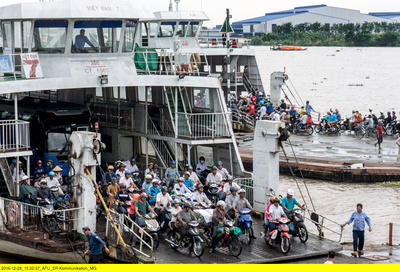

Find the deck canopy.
[{"left": 0, "top": 0, "right": 155, "bottom": 20}]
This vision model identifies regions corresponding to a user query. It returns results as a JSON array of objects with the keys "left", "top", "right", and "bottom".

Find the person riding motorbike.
[
  {"left": 102, "top": 165, "right": 117, "bottom": 184},
  {"left": 174, "top": 177, "right": 190, "bottom": 201},
  {"left": 164, "top": 160, "right": 179, "bottom": 187},
  {"left": 177, "top": 202, "right": 197, "bottom": 245},
  {"left": 261, "top": 197, "right": 275, "bottom": 238},
  {"left": 206, "top": 166, "right": 222, "bottom": 187},
  {"left": 281, "top": 189, "right": 305, "bottom": 214},
  {"left": 216, "top": 161, "right": 229, "bottom": 179},
  {"left": 142, "top": 174, "right": 153, "bottom": 194},
  {"left": 34, "top": 160, "right": 45, "bottom": 182},
  {"left": 225, "top": 187, "right": 239, "bottom": 219},
  {"left": 144, "top": 162, "right": 154, "bottom": 177},
  {"left": 126, "top": 158, "right": 140, "bottom": 173},
  {"left": 170, "top": 199, "right": 182, "bottom": 232},
  {"left": 148, "top": 179, "right": 161, "bottom": 207},
  {"left": 187, "top": 166, "right": 200, "bottom": 186},
  {"left": 135, "top": 193, "right": 156, "bottom": 227},
  {"left": 183, "top": 172, "right": 194, "bottom": 189},
  {"left": 192, "top": 184, "right": 212, "bottom": 207},
  {"left": 156, "top": 186, "right": 173, "bottom": 232},
  {"left": 196, "top": 156, "right": 209, "bottom": 174},
  {"left": 107, "top": 177, "right": 120, "bottom": 208},
  {"left": 268, "top": 197, "right": 288, "bottom": 245},
  {"left": 116, "top": 184, "right": 131, "bottom": 215},
  {"left": 221, "top": 176, "right": 240, "bottom": 200},
  {"left": 232, "top": 189, "right": 254, "bottom": 225},
  {"left": 209, "top": 200, "right": 232, "bottom": 253},
  {"left": 32, "top": 179, "right": 52, "bottom": 206}
]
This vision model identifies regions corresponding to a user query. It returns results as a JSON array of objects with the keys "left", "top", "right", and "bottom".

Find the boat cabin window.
[
  {"left": 72, "top": 20, "right": 122, "bottom": 54},
  {"left": 158, "top": 22, "right": 175, "bottom": 37},
  {"left": 122, "top": 20, "right": 137, "bottom": 53},
  {"left": 176, "top": 22, "right": 188, "bottom": 37},
  {"left": 187, "top": 22, "right": 199, "bottom": 37},
  {"left": 32, "top": 20, "right": 68, "bottom": 53},
  {"left": 148, "top": 23, "right": 158, "bottom": 38},
  {"left": 193, "top": 88, "right": 210, "bottom": 109},
  {"left": 1, "top": 21, "right": 12, "bottom": 51}
]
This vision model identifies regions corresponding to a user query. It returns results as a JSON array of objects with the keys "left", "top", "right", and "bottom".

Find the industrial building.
[{"left": 226, "top": 4, "right": 397, "bottom": 38}]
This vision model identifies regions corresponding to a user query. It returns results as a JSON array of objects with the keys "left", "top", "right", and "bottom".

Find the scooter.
[
  {"left": 203, "top": 219, "right": 243, "bottom": 257},
  {"left": 287, "top": 208, "right": 308, "bottom": 243},
  {"left": 265, "top": 217, "right": 291, "bottom": 254},
  {"left": 39, "top": 198, "right": 58, "bottom": 234},
  {"left": 143, "top": 212, "right": 160, "bottom": 249},
  {"left": 238, "top": 208, "right": 254, "bottom": 245},
  {"left": 207, "top": 183, "right": 220, "bottom": 205},
  {"left": 166, "top": 220, "right": 205, "bottom": 257}
]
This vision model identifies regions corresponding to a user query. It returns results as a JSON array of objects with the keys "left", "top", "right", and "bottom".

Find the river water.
[
  {"left": 254, "top": 46, "right": 400, "bottom": 117},
  {"left": 251, "top": 46, "right": 400, "bottom": 246}
]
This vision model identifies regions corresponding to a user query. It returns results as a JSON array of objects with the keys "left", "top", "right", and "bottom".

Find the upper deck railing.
[
  {"left": 0, "top": 120, "right": 30, "bottom": 153},
  {"left": 198, "top": 37, "right": 250, "bottom": 49}
]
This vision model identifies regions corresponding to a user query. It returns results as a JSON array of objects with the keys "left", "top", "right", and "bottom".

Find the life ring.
[
  {"left": 190, "top": 53, "right": 201, "bottom": 70},
  {"left": 7, "top": 202, "right": 19, "bottom": 224}
]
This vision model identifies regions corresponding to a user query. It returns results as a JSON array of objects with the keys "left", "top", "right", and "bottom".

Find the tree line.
[{"left": 250, "top": 22, "right": 400, "bottom": 46}]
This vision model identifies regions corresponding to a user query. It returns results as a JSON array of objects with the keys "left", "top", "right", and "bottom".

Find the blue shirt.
[
  {"left": 289, "top": 109, "right": 295, "bottom": 116},
  {"left": 184, "top": 178, "right": 193, "bottom": 188},
  {"left": 102, "top": 171, "right": 117, "bottom": 184},
  {"left": 88, "top": 232, "right": 106, "bottom": 255},
  {"left": 281, "top": 196, "right": 299, "bottom": 212},
  {"left": 305, "top": 104, "right": 314, "bottom": 113},
  {"left": 75, "top": 35, "right": 95, "bottom": 50},
  {"left": 148, "top": 186, "right": 160, "bottom": 203},
  {"left": 331, "top": 114, "right": 337, "bottom": 122},
  {"left": 142, "top": 182, "right": 152, "bottom": 195},
  {"left": 347, "top": 211, "right": 371, "bottom": 231},
  {"left": 266, "top": 105, "right": 273, "bottom": 113},
  {"left": 323, "top": 114, "right": 332, "bottom": 122}
]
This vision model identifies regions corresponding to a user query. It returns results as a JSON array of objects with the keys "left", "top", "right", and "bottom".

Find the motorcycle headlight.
[
  {"left": 295, "top": 216, "right": 301, "bottom": 222},
  {"left": 146, "top": 222, "right": 158, "bottom": 232}
]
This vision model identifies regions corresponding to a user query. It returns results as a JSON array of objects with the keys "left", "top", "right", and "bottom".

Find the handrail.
[
  {"left": 106, "top": 209, "right": 154, "bottom": 258},
  {"left": 0, "top": 120, "right": 30, "bottom": 152}
]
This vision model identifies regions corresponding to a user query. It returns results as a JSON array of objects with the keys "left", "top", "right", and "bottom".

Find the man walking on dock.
[
  {"left": 83, "top": 226, "right": 109, "bottom": 264},
  {"left": 375, "top": 120, "right": 383, "bottom": 149},
  {"left": 342, "top": 203, "right": 372, "bottom": 257}
]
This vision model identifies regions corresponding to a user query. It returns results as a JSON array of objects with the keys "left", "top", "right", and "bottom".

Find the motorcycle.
[
  {"left": 315, "top": 121, "right": 339, "bottom": 134},
  {"left": 265, "top": 217, "right": 291, "bottom": 254},
  {"left": 131, "top": 172, "right": 142, "bottom": 188},
  {"left": 286, "top": 209, "right": 308, "bottom": 243},
  {"left": 166, "top": 220, "right": 205, "bottom": 257},
  {"left": 142, "top": 212, "right": 160, "bottom": 249},
  {"left": 38, "top": 198, "right": 58, "bottom": 234},
  {"left": 203, "top": 219, "right": 243, "bottom": 257},
  {"left": 238, "top": 208, "right": 254, "bottom": 245},
  {"left": 207, "top": 183, "right": 220, "bottom": 205},
  {"left": 292, "top": 121, "right": 314, "bottom": 135}
]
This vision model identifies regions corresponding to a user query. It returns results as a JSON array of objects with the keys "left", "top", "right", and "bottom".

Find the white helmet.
[
  {"left": 287, "top": 189, "right": 294, "bottom": 196},
  {"left": 238, "top": 189, "right": 245, "bottom": 194},
  {"left": 216, "top": 200, "right": 225, "bottom": 207},
  {"left": 22, "top": 175, "right": 29, "bottom": 180}
]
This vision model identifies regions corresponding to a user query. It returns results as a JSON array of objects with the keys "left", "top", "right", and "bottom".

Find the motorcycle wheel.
[
  {"left": 306, "top": 126, "right": 314, "bottom": 135},
  {"left": 298, "top": 226, "right": 308, "bottom": 243},
  {"left": 229, "top": 236, "right": 242, "bottom": 257},
  {"left": 330, "top": 125, "right": 338, "bottom": 134},
  {"left": 340, "top": 124, "right": 347, "bottom": 133},
  {"left": 292, "top": 127, "right": 298, "bottom": 134},
  {"left": 241, "top": 227, "right": 253, "bottom": 245},
  {"left": 153, "top": 234, "right": 159, "bottom": 249},
  {"left": 280, "top": 236, "right": 291, "bottom": 254},
  {"left": 386, "top": 126, "right": 393, "bottom": 136},
  {"left": 315, "top": 125, "right": 322, "bottom": 133},
  {"left": 169, "top": 232, "right": 178, "bottom": 250},
  {"left": 193, "top": 241, "right": 204, "bottom": 257},
  {"left": 355, "top": 128, "right": 365, "bottom": 139}
]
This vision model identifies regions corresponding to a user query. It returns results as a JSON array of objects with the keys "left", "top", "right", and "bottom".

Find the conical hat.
[{"left": 52, "top": 166, "right": 63, "bottom": 172}]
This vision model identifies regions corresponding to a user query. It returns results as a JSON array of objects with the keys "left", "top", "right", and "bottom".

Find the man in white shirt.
[
  {"left": 144, "top": 162, "right": 154, "bottom": 177},
  {"left": 196, "top": 156, "right": 208, "bottom": 174},
  {"left": 222, "top": 176, "right": 240, "bottom": 197},
  {"left": 297, "top": 113, "right": 308, "bottom": 130},
  {"left": 119, "top": 170, "right": 137, "bottom": 190},
  {"left": 115, "top": 163, "right": 126, "bottom": 180},
  {"left": 216, "top": 161, "right": 229, "bottom": 179},
  {"left": 126, "top": 158, "right": 139, "bottom": 173},
  {"left": 174, "top": 178, "right": 190, "bottom": 201},
  {"left": 192, "top": 184, "right": 211, "bottom": 207},
  {"left": 324, "top": 251, "right": 335, "bottom": 264},
  {"left": 187, "top": 166, "right": 199, "bottom": 185},
  {"left": 206, "top": 166, "right": 222, "bottom": 186},
  {"left": 272, "top": 111, "right": 281, "bottom": 122},
  {"left": 45, "top": 171, "right": 64, "bottom": 196},
  {"left": 280, "top": 110, "right": 287, "bottom": 122},
  {"left": 268, "top": 197, "right": 288, "bottom": 245},
  {"left": 156, "top": 186, "right": 173, "bottom": 231}
]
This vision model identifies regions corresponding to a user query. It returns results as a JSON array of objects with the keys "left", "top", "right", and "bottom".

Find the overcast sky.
[{"left": 2, "top": 0, "right": 399, "bottom": 27}]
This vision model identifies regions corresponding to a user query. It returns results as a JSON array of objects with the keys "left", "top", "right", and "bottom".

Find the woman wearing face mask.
[
  {"left": 196, "top": 156, "right": 208, "bottom": 174},
  {"left": 173, "top": 177, "right": 190, "bottom": 201}
]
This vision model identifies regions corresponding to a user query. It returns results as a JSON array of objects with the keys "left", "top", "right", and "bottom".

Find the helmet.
[
  {"left": 212, "top": 166, "right": 218, "bottom": 171},
  {"left": 287, "top": 189, "right": 294, "bottom": 196},
  {"left": 197, "top": 184, "right": 204, "bottom": 189},
  {"left": 183, "top": 202, "right": 192, "bottom": 208},
  {"left": 130, "top": 158, "right": 136, "bottom": 162},
  {"left": 216, "top": 200, "right": 225, "bottom": 207},
  {"left": 161, "top": 186, "right": 167, "bottom": 192},
  {"left": 230, "top": 186, "right": 237, "bottom": 192},
  {"left": 22, "top": 175, "right": 29, "bottom": 180},
  {"left": 327, "top": 111, "right": 330, "bottom": 114},
  {"left": 152, "top": 179, "right": 159, "bottom": 184},
  {"left": 11, "top": 159, "right": 16, "bottom": 163},
  {"left": 145, "top": 174, "right": 152, "bottom": 179},
  {"left": 217, "top": 161, "right": 223, "bottom": 166},
  {"left": 238, "top": 189, "right": 245, "bottom": 194},
  {"left": 171, "top": 160, "right": 176, "bottom": 164},
  {"left": 173, "top": 199, "right": 181, "bottom": 204},
  {"left": 108, "top": 165, "right": 114, "bottom": 170},
  {"left": 184, "top": 171, "right": 190, "bottom": 176},
  {"left": 49, "top": 171, "right": 55, "bottom": 176},
  {"left": 393, "top": 111, "right": 396, "bottom": 114},
  {"left": 227, "top": 175, "right": 234, "bottom": 182},
  {"left": 178, "top": 177, "right": 184, "bottom": 182},
  {"left": 37, "top": 160, "right": 42, "bottom": 164},
  {"left": 148, "top": 162, "right": 154, "bottom": 166},
  {"left": 40, "top": 179, "right": 47, "bottom": 184},
  {"left": 188, "top": 166, "right": 193, "bottom": 170},
  {"left": 140, "top": 193, "right": 147, "bottom": 198},
  {"left": 120, "top": 184, "right": 127, "bottom": 189},
  {"left": 270, "top": 197, "right": 275, "bottom": 203},
  {"left": 153, "top": 164, "right": 159, "bottom": 169},
  {"left": 281, "top": 99, "right": 284, "bottom": 102},
  {"left": 125, "top": 170, "right": 131, "bottom": 175},
  {"left": 273, "top": 197, "right": 280, "bottom": 203}
]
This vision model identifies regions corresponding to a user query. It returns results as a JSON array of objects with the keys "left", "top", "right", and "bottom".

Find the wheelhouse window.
[
  {"left": 72, "top": 20, "right": 122, "bottom": 53},
  {"left": 187, "top": 22, "right": 199, "bottom": 37},
  {"left": 193, "top": 88, "right": 210, "bottom": 109},
  {"left": 158, "top": 22, "right": 175, "bottom": 37},
  {"left": 176, "top": 22, "right": 188, "bottom": 37},
  {"left": 122, "top": 20, "right": 137, "bottom": 53},
  {"left": 32, "top": 20, "right": 68, "bottom": 53}
]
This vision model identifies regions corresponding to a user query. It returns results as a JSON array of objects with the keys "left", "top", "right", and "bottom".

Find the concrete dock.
[{"left": 153, "top": 218, "right": 342, "bottom": 264}]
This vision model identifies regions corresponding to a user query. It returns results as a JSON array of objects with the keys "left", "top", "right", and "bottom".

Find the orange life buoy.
[
  {"left": 190, "top": 53, "right": 201, "bottom": 70},
  {"left": 7, "top": 202, "right": 19, "bottom": 224}
]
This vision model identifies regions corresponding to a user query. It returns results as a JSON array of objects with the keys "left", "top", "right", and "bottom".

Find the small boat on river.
[{"left": 270, "top": 44, "right": 307, "bottom": 51}]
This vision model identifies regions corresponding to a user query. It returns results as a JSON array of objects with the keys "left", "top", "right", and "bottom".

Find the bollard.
[{"left": 389, "top": 222, "right": 393, "bottom": 246}]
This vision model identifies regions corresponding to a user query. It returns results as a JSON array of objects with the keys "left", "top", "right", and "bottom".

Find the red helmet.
[
  {"left": 37, "top": 160, "right": 42, "bottom": 164},
  {"left": 293, "top": 109, "right": 297, "bottom": 112},
  {"left": 140, "top": 193, "right": 147, "bottom": 198},
  {"left": 148, "top": 162, "right": 154, "bottom": 166},
  {"left": 270, "top": 197, "right": 275, "bottom": 203}
]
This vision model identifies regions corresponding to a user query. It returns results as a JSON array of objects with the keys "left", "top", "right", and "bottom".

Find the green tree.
[{"left": 250, "top": 36, "right": 263, "bottom": 45}]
